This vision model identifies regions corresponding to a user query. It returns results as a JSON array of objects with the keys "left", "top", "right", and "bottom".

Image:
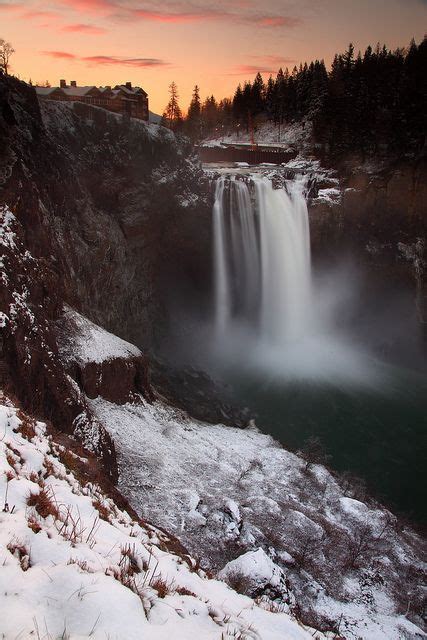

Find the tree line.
[{"left": 162, "top": 36, "right": 426, "bottom": 157}]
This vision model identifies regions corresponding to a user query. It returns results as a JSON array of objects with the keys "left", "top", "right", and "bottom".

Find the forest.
[{"left": 163, "top": 37, "right": 427, "bottom": 156}]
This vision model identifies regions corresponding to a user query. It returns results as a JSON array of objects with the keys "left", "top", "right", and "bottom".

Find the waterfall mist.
[{"left": 211, "top": 174, "right": 384, "bottom": 387}]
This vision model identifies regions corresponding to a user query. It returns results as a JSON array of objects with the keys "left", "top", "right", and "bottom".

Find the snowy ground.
[
  {"left": 50, "top": 309, "right": 426, "bottom": 639},
  {"left": 90, "top": 396, "right": 426, "bottom": 640},
  {"left": 0, "top": 394, "right": 325, "bottom": 640}
]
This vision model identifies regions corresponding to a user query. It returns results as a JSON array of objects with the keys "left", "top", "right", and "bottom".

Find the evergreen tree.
[
  {"left": 186, "top": 84, "right": 202, "bottom": 139},
  {"left": 162, "top": 82, "right": 183, "bottom": 131}
]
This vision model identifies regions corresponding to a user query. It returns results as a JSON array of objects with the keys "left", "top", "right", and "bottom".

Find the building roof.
[
  {"left": 62, "top": 86, "right": 98, "bottom": 97},
  {"left": 34, "top": 86, "right": 62, "bottom": 96},
  {"left": 114, "top": 84, "right": 147, "bottom": 97}
]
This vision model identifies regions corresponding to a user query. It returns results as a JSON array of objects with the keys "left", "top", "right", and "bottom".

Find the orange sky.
[{"left": 1, "top": 0, "right": 426, "bottom": 114}]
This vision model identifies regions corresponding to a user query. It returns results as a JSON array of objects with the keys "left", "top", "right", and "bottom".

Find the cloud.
[
  {"left": 132, "top": 8, "right": 223, "bottom": 23},
  {"left": 254, "top": 15, "right": 300, "bottom": 27},
  {"left": 0, "top": 1, "right": 23, "bottom": 10},
  {"left": 42, "top": 50, "right": 168, "bottom": 67},
  {"left": 82, "top": 55, "right": 168, "bottom": 67},
  {"left": 53, "top": 0, "right": 301, "bottom": 29},
  {"left": 57, "top": 0, "right": 113, "bottom": 12},
  {"left": 229, "top": 55, "right": 296, "bottom": 75},
  {"left": 22, "top": 10, "right": 60, "bottom": 19},
  {"left": 42, "top": 50, "right": 78, "bottom": 59},
  {"left": 232, "top": 64, "right": 280, "bottom": 74},
  {"left": 62, "top": 23, "right": 107, "bottom": 33}
]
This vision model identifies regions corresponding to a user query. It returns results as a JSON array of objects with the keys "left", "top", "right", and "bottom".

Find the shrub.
[
  {"left": 27, "top": 487, "right": 59, "bottom": 519},
  {"left": 7, "top": 539, "right": 31, "bottom": 571}
]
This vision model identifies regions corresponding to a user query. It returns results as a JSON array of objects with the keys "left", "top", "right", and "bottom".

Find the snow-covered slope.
[
  {"left": 53, "top": 311, "right": 426, "bottom": 640},
  {"left": 90, "top": 397, "right": 426, "bottom": 640},
  {"left": 0, "top": 395, "right": 323, "bottom": 640}
]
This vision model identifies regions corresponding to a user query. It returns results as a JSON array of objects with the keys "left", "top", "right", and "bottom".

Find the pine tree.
[
  {"left": 162, "top": 82, "right": 183, "bottom": 131},
  {"left": 186, "top": 84, "right": 202, "bottom": 139}
]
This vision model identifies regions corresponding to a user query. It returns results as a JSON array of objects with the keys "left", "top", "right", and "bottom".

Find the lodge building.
[{"left": 35, "top": 80, "right": 149, "bottom": 121}]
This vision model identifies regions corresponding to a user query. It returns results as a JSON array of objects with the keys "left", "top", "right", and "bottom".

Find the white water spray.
[
  {"left": 212, "top": 173, "right": 381, "bottom": 386},
  {"left": 213, "top": 175, "right": 312, "bottom": 345}
]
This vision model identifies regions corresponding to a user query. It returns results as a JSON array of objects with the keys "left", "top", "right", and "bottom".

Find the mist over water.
[{"left": 212, "top": 174, "right": 383, "bottom": 387}]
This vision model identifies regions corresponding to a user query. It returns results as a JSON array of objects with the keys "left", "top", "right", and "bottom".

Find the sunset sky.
[{"left": 1, "top": 0, "right": 426, "bottom": 114}]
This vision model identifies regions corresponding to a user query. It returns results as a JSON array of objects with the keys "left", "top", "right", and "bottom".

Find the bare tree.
[{"left": 0, "top": 39, "right": 15, "bottom": 75}]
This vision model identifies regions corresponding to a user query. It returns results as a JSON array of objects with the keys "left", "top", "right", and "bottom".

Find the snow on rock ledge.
[
  {"left": 219, "top": 549, "right": 289, "bottom": 599},
  {"left": 56, "top": 307, "right": 153, "bottom": 404}
]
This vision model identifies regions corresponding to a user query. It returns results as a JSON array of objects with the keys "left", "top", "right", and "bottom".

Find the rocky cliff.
[
  {"left": 0, "top": 73, "right": 212, "bottom": 469},
  {"left": 308, "top": 156, "right": 427, "bottom": 347}
]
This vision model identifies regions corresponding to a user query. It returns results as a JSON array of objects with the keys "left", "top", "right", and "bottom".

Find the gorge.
[{"left": 0, "top": 71, "right": 426, "bottom": 639}]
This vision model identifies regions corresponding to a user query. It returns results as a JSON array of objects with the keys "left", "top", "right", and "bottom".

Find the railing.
[{"left": 196, "top": 145, "right": 297, "bottom": 165}]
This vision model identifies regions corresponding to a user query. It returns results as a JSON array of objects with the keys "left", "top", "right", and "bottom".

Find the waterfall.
[{"left": 213, "top": 175, "right": 312, "bottom": 346}]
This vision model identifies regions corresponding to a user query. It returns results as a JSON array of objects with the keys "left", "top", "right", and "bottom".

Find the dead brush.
[
  {"left": 119, "top": 544, "right": 142, "bottom": 578},
  {"left": 29, "top": 471, "right": 44, "bottom": 487},
  {"left": 6, "top": 450, "right": 17, "bottom": 470},
  {"left": 7, "top": 538, "right": 31, "bottom": 571},
  {"left": 67, "top": 558, "right": 94, "bottom": 573},
  {"left": 27, "top": 513, "right": 42, "bottom": 533},
  {"left": 55, "top": 506, "right": 99, "bottom": 547},
  {"left": 150, "top": 575, "right": 175, "bottom": 598},
  {"left": 15, "top": 412, "right": 37, "bottom": 440},
  {"left": 43, "top": 456, "right": 58, "bottom": 480},
  {"left": 92, "top": 498, "right": 112, "bottom": 522},
  {"left": 27, "top": 486, "right": 59, "bottom": 520},
  {"left": 176, "top": 586, "right": 197, "bottom": 597}
]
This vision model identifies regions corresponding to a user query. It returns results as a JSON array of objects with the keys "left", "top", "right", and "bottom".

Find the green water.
[{"left": 226, "top": 363, "right": 427, "bottom": 524}]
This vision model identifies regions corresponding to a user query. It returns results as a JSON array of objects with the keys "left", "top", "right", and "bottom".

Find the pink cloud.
[
  {"left": 42, "top": 50, "right": 78, "bottom": 59},
  {"left": 62, "top": 23, "right": 107, "bottom": 33},
  {"left": 22, "top": 10, "right": 60, "bottom": 19},
  {"left": 82, "top": 55, "right": 168, "bottom": 67},
  {"left": 50, "top": 0, "right": 301, "bottom": 30},
  {"left": 57, "top": 0, "right": 115, "bottom": 13},
  {"left": 42, "top": 49, "right": 168, "bottom": 67},
  {"left": 254, "top": 15, "right": 300, "bottom": 27},
  {"left": 132, "top": 9, "right": 219, "bottom": 23},
  {"left": 0, "top": 2, "right": 23, "bottom": 10}
]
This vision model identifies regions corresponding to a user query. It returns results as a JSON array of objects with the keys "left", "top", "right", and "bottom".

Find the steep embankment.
[
  {"left": 0, "top": 396, "right": 324, "bottom": 640},
  {"left": 0, "top": 74, "right": 212, "bottom": 464},
  {"left": 55, "top": 307, "right": 426, "bottom": 640}
]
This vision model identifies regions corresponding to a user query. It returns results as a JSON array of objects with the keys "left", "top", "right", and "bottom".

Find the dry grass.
[
  {"left": 6, "top": 451, "right": 17, "bottom": 469},
  {"left": 67, "top": 558, "right": 94, "bottom": 573},
  {"left": 27, "top": 513, "right": 42, "bottom": 533},
  {"left": 27, "top": 487, "right": 59, "bottom": 520},
  {"left": 92, "top": 498, "right": 112, "bottom": 522},
  {"left": 150, "top": 575, "right": 175, "bottom": 598},
  {"left": 15, "top": 411, "right": 37, "bottom": 441},
  {"left": 7, "top": 539, "right": 31, "bottom": 571},
  {"left": 43, "top": 456, "right": 58, "bottom": 480},
  {"left": 176, "top": 586, "right": 197, "bottom": 597}
]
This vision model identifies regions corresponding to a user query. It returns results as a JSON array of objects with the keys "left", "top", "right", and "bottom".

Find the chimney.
[
  {"left": 60, "top": 79, "right": 66, "bottom": 88},
  {"left": 126, "top": 81, "right": 132, "bottom": 89},
  {"left": 70, "top": 80, "right": 77, "bottom": 87}
]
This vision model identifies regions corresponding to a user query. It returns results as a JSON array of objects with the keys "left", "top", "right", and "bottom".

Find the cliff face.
[
  {"left": 309, "top": 157, "right": 427, "bottom": 339},
  {"left": 0, "top": 74, "right": 212, "bottom": 467},
  {"left": 1, "top": 75, "right": 212, "bottom": 346}
]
